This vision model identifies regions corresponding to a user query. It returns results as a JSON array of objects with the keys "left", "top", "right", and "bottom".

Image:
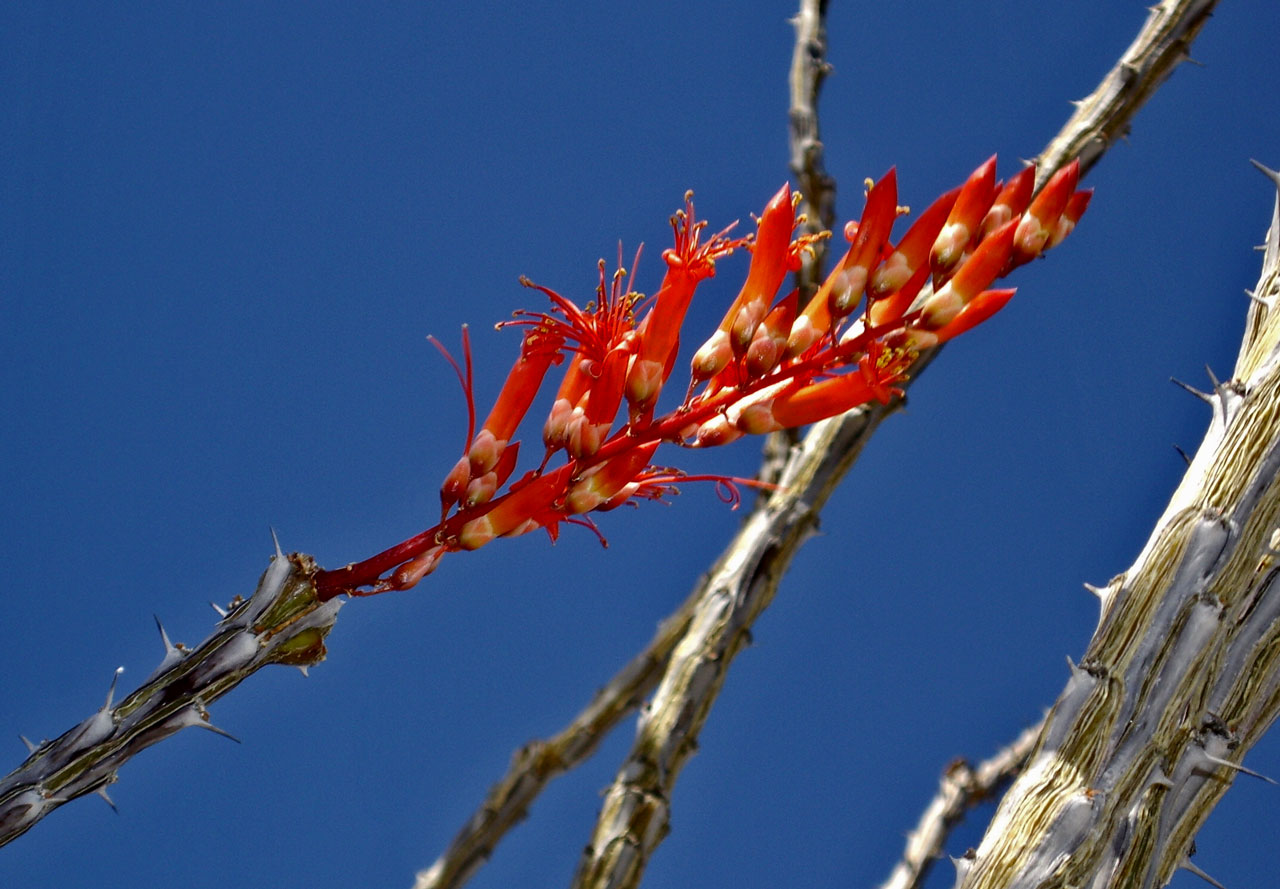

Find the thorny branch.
[{"left": 1036, "top": 0, "right": 1219, "bottom": 186}]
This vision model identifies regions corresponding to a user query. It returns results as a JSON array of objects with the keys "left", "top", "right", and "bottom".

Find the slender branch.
[
  {"left": 1036, "top": 0, "right": 1219, "bottom": 187},
  {"left": 789, "top": 0, "right": 836, "bottom": 297},
  {"left": 568, "top": 3, "right": 1221, "bottom": 889},
  {"left": 877, "top": 720, "right": 1044, "bottom": 889}
]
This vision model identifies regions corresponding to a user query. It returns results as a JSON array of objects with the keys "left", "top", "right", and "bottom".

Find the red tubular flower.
[
  {"left": 932, "top": 155, "right": 997, "bottom": 276},
  {"left": 744, "top": 289, "right": 799, "bottom": 378},
  {"left": 827, "top": 168, "right": 898, "bottom": 318},
  {"left": 868, "top": 263, "right": 930, "bottom": 328},
  {"left": 312, "top": 155, "right": 1091, "bottom": 600},
  {"left": 625, "top": 193, "right": 743, "bottom": 417},
  {"left": 870, "top": 184, "right": 960, "bottom": 300},
  {"left": 1012, "top": 159, "right": 1080, "bottom": 267},
  {"left": 980, "top": 166, "right": 1036, "bottom": 240},
  {"left": 1048, "top": 188, "right": 1093, "bottom": 249},
  {"left": 468, "top": 334, "right": 562, "bottom": 475},
  {"left": 931, "top": 288, "right": 1017, "bottom": 344},
  {"left": 688, "top": 183, "right": 795, "bottom": 385},
  {"left": 564, "top": 441, "right": 661, "bottom": 514},
  {"left": 565, "top": 337, "right": 635, "bottom": 459},
  {"left": 457, "top": 466, "right": 572, "bottom": 551},
  {"left": 717, "top": 347, "right": 910, "bottom": 439},
  {"left": 919, "top": 218, "right": 1017, "bottom": 328},
  {"left": 543, "top": 355, "right": 593, "bottom": 454}
]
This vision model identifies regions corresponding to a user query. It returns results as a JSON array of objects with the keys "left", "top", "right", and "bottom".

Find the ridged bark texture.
[
  {"left": 0, "top": 549, "right": 340, "bottom": 846},
  {"left": 958, "top": 171, "right": 1280, "bottom": 889}
]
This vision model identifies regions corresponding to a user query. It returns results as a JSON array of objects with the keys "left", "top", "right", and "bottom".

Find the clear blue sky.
[{"left": 3, "top": 3, "right": 1279, "bottom": 888}]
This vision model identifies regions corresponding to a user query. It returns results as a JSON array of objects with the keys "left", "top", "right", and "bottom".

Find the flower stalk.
[{"left": 314, "top": 157, "right": 1089, "bottom": 601}]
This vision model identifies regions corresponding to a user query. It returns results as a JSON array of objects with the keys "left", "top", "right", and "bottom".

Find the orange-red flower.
[{"left": 313, "top": 155, "right": 1091, "bottom": 600}]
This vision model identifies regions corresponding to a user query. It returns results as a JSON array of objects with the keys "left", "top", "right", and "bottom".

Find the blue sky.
[{"left": 3, "top": 2, "right": 1279, "bottom": 888}]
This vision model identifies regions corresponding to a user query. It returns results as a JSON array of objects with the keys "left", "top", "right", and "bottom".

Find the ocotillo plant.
[{"left": 0, "top": 155, "right": 1089, "bottom": 844}]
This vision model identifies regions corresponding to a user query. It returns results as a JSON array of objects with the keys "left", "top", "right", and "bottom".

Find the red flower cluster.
[{"left": 314, "top": 156, "right": 1089, "bottom": 599}]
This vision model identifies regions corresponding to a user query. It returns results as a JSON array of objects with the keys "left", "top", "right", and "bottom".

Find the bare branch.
[
  {"left": 789, "top": 0, "right": 836, "bottom": 296},
  {"left": 1037, "top": 0, "right": 1219, "bottom": 187},
  {"left": 570, "top": 393, "right": 907, "bottom": 889}
]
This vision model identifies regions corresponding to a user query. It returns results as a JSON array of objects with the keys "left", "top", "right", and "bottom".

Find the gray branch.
[
  {"left": 0, "top": 547, "right": 340, "bottom": 846},
  {"left": 789, "top": 0, "right": 836, "bottom": 297},
  {"left": 1036, "top": 0, "right": 1218, "bottom": 187}
]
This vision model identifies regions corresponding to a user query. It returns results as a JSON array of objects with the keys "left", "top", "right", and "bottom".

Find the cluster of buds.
[{"left": 313, "top": 156, "right": 1090, "bottom": 600}]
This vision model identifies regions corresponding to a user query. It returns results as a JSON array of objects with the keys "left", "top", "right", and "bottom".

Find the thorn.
[
  {"left": 1201, "top": 752, "right": 1278, "bottom": 784},
  {"left": 1250, "top": 158, "right": 1280, "bottom": 191},
  {"left": 196, "top": 720, "right": 241, "bottom": 743},
  {"left": 193, "top": 701, "right": 240, "bottom": 743},
  {"left": 1183, "top": 55, "right": 1205, "bottom": 68},
  {"left": 270, "top": 527, "right": 284, "bottom": 560},
  {"left": 155, "top": 616, "right": 178, "bottom": 657},
  {"left": 210, "top": 601, "right": 228, "bottom": 618},
  {"left": 1181, "top": 856, "right": 1228, "bottom": 889},
  {"left": 1205, "top": 364, "right": 1232, "bottom": 403},
  {"left": 19, "top": 735, "right": 36, "bottom": 753},
  {"left": 1174, "top": 444, "right": 1192, "bottom": 466},
  {"left": 94, "top": 784, "right": 118, "bottom": 812},
  {"left": 296, "top": 665, "right": 310, "bottom": 678},
  {"left": 1171, "top": 377, "right": 1212, "bottom": 402},
  {"left": 167, "top": 703, "right": 241, "bottom": 743},
  {"left": 105, "top": 666, "right": 124, "bottom": 710},
  {"left": 1083, "top": 583, "right": 1104, "bottom": 598}
]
